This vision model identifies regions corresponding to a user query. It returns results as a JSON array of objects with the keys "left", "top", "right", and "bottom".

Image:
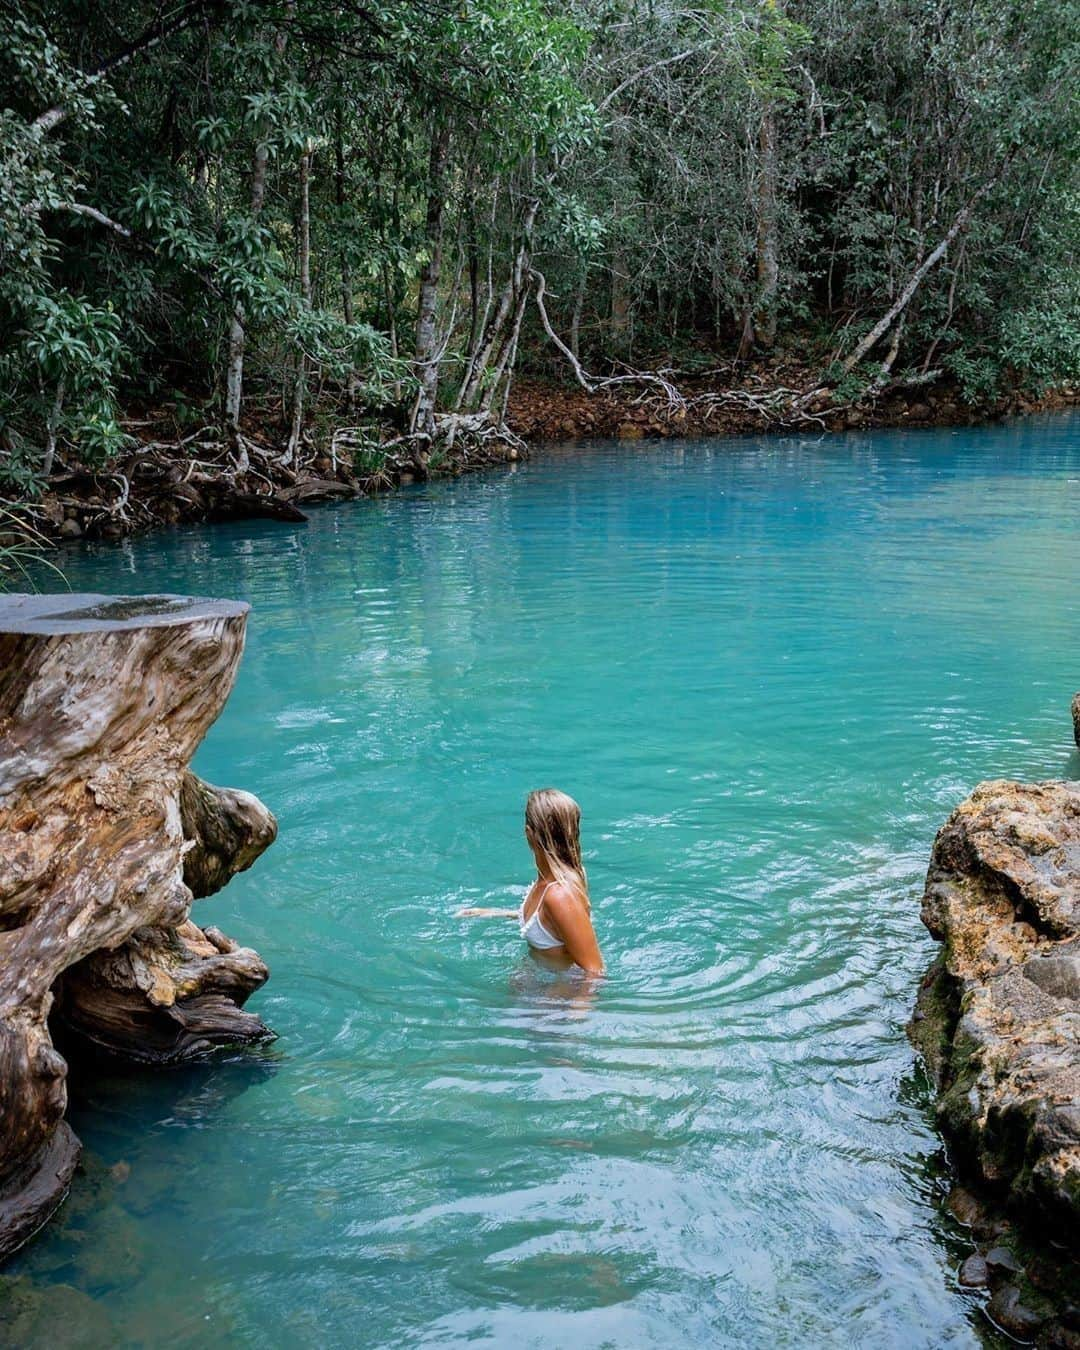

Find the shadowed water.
[{"left": 6, "top": 414, "right": 1079, "bottom": 1348}]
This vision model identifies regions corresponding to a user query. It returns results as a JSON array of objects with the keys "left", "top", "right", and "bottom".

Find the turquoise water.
[{"left": 6, "top": 414, "right": 1080, "bottom": 1348}]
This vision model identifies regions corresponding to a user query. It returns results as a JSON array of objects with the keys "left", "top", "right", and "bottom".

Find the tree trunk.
[
  {"left": 610, "top": 251, "right": 630, "bottom": 350},
  {"left": 286, "top": 149, "right": 313, "bottom": 466},
  {"left": 224, "top": 137, "right": 271, "bottom": 442},
  {"left": 381, "top": 263, "right": 401, "bottom": 402},
  {"left": 570, "top": 274, "right": 585, "bottom": 364},
  {"left": 335, "top": 107, "right": 360, "bottom": 412},
  {"left": 0, "top": 592, "right": 275, "bottom": 1260},
  {"left": 921, "top": 239, "right": 965, "bottom": 374},
  {"left": 608, "top": 127, "right": 631, "bottom": 351},
  {"left": 481, "top": 285, "right": 530, "bottom": 416},
  {"left": 753, "top": 101, "right": 779, "bottom": 348},
  {"left": 459, "top": 197, "right": 538, "bottom": 412},
  {"left": 409, "top": 124, "right": 452, "bottom": 455},
  {"left": 496, "top": 291, "right": 529, "bottom": 423},
  {"left": 224, "top": 21, "right": 289, "bottom": 442},
  {"left": 42, "top": 377, "right": 65, "bottom": 478},
  {"left": 841, "top": 177, "right": 996, "bottom": 375},
  {"left": 737, "top": 306, "right": 755, "bottom": 361},
  {"left": 465, "top": 208, "right": 481, "bottom": 378}
]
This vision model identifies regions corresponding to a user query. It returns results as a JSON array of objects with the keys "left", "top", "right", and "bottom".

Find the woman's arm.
[
  {"left": 455, "top": 907, "right": 518, "bottom": 919},
  {"left": 541, "top": 884, "right": 604, "bottom": 974}
]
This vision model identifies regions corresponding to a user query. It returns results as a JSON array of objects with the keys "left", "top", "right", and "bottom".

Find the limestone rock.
[{"left": 911, "top": 780, "right": 1080, "bottom": 1242}]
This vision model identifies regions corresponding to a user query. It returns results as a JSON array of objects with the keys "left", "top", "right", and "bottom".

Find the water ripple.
[{"left": 10, "top": 412, "right": 1080, "bottom": 1348}]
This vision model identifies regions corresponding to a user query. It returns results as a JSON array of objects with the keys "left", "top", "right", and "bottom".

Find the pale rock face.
[
  {"left": 0, "top": 594, "right": 276, "bottom": 1260},
  {"left": 913, "top": 779, "right": 1080, "bottom": 1237}
]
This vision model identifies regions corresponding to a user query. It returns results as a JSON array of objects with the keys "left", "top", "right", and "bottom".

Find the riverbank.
[
  {"left": 7, "top": 363, "right": 1078, "bottom": 547},
  {"left": 508, "top": 367, "right": 1079, "bottom": 442}
]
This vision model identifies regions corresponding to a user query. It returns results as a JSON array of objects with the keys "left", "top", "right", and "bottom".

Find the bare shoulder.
[{"left": 542, "top": 882, "right": 589, "bottom": 918}]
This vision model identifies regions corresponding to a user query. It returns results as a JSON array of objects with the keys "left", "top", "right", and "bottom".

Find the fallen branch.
[
  {"left": 840, "top": 176, "right": 998, "bottom": 375},
  {"left": 532, "top": 270, "right": 689, "bottom": 409},
  {"left": 533, "top": 269, "right": 831, "bottom": 429}
]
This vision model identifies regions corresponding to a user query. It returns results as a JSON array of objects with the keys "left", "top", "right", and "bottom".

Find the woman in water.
[{"left": 458, "top": 788, "right": 604, "bottom": 974}]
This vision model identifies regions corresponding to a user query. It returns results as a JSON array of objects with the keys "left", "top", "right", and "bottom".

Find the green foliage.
[
  {"left": 996, "top": 195, "right": 1080, "bottom": 389},
  {"left": 0, "top": 0, "right": 1076, "bottom": 495},
  {"left": 0, "top": 0, "right": 591, "bottom": 485},
  {"left": 352, "top": 444, "right": 388, "bottom": 475},
  {"left": 0, "top": 502, "right": 63, "bottom": 591},
  {"left": 828, "top": 367, "right": 873, "bottom": 406},
  {"left": 740, "top": 1, "right": 811, "bottom": 101},
  {"left": 943, "top": 350, "right": 1002, "bottom": 404},
  {"left": 1000, "top": 299, "right": 1080, "bottom": 392}
]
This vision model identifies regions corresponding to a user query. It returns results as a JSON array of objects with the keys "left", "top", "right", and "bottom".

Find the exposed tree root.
[
  {"left": 533, "top": 269, "right": 836, "bottom": 430},
  {"left": 19, "top": 403, "right": 526, "bottom": 544}
]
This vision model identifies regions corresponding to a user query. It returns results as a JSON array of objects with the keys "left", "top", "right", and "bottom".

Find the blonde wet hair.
[{"left": 525, "top": 788, "right": 589, "bottom": 905}]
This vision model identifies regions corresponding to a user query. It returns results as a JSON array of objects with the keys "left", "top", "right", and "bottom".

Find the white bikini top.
[{"left": 519, "top": 880, "right": 564, "bottom": 950}]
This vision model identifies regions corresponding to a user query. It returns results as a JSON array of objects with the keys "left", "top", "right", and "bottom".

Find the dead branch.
[
  {"left": 58, "top": 202, "right": 132, "bottom": 237},
  {"left": 33, "top": 2, "right": 213, "bottom": 136},
  {"left": 533, "top": 269, "right": 830, "bottom": 429},
  {"left": 840, "top": 175, "right": 997, "bottom": 375}
]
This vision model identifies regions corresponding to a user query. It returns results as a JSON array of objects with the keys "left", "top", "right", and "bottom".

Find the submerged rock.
[
  {"left": 0, "top": 1277, "right": 118, "bottom": 1347},
  {"left": 959, "top": 1254, "right": 989, "bottom": 1287},
  {"left": 0, "top": 593, "right": 276, "bottom": 1260},
  {"left": 988, "top": 1284, "right": 1046, "bottom": 1340}
]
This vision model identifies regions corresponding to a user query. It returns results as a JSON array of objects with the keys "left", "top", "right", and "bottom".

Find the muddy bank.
[
  {"left": 9, "top": 365, "right": 1078, "bottom": 548},
  {"left": 506, "top": 364, "right": 1079, "bottom": 441}
]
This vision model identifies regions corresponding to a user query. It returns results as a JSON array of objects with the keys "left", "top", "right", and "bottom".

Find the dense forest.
[{"left": 1, "top": 0, "right": 1078, "bottom": 510}]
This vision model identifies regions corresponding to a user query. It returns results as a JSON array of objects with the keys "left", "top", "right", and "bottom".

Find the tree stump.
[{"left": 0, "top": 593, "right": 276, "bottom": 1261}]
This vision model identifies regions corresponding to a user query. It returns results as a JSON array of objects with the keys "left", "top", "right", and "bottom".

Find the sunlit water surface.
[{"left": 6, "top": 415, "right": 1080, "bottom": 1348}]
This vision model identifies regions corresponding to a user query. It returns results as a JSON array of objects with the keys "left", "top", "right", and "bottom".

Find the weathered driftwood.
[
  {"left": 0, "top": 593, "right": 276, "bottom": 1261},
  {"left": 51, "top": 769, "right": 276, "bottom": 1065}
]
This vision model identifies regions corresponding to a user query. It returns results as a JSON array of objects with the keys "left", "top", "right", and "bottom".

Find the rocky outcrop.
[
  {"left": 0, "top": 593, "right": 276, "bottom": 1261},
  {"left": 912, "top": 778, "right": 1080, "bottom": 1339},
  {"left": 913, "top": 780, "right": 1079, "bottom": 1232}
]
